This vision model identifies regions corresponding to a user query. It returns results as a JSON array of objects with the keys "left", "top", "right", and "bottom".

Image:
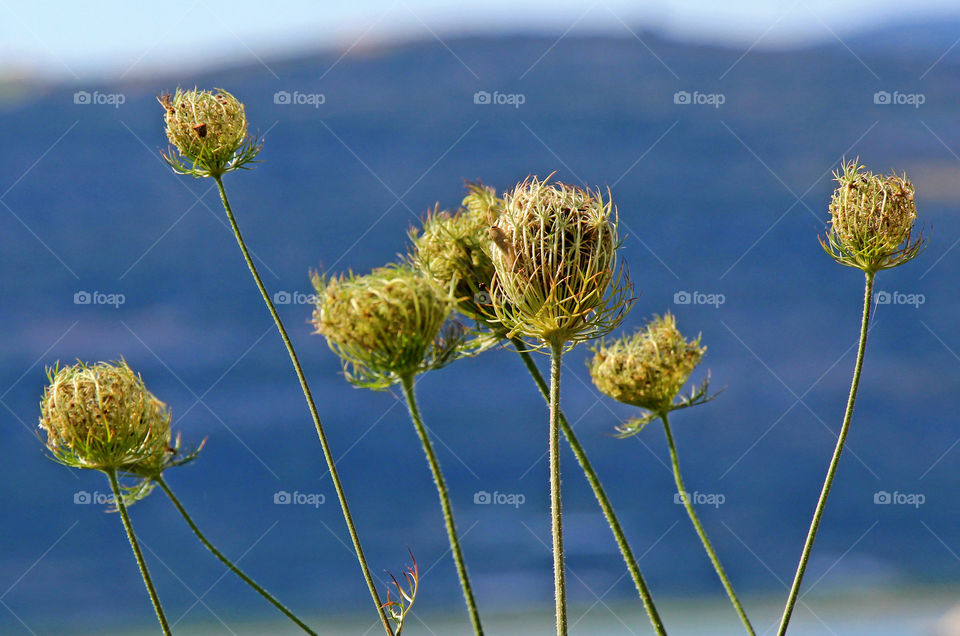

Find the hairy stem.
[
  {"left": 661, "top": 413, "right": 754, "bottom": 634},
  {"left": 512, "top": 339, "right": 667, "bottom": 635},
  {"left": 214, "top": 176, "right": 393, "bottom": 636},
  {"left": 155, "top": 477, "right": 316, "bottom": 634},
  {"left": 400, "top": 375, "right": 483, "bottom": 635},
  {"left": 776, "top": 271, "right": 875, "bottom": 635},
  {"left": 106, "top": 470, "right": 171, "bottom": 635},
  {"left": 549, "top": 341, "right": 567, "bottom": 636}
]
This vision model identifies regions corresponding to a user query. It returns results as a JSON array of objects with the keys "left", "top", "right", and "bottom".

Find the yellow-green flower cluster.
[
  {"left": 823, "top": 159, "right": 924, "bottom": 272},
  {"left": 311, "top": 264, "right": 460, "bottom": 388},
  {"left": 588, "top": 313, "right": 704, "bottom": 414},
  {"left": 409, "top": 184, "right": 502, "bottom": 321},
  {"left": 39, "top": 361, "right": 171, "bottom": 472},
  {"left": 159, "top": 87, "right": 261, "bottom": 178},
  {"left": 489, "top": 176, "right": 630, "bottom": 347}
]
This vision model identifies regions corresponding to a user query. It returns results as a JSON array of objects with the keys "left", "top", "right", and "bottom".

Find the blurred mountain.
[{"left": 1, "top": 23, "right": 959, "bottom": 632}]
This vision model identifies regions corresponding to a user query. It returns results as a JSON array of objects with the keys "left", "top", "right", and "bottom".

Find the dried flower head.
[
  {"left": 409, "top": 183, "right": 503, "bottom": 322},
  {"left": 589, "top": 313, "right": 709, "bottom": 424},
  {"left": 159, "top": 87, "right": 261, "bottom": 178},
  {"left": 822, "top": 159, "right": 925, "bottom": 272},
  {"left": 39, "top": 361, "right": 171, "bottom": 472},
  {"left": 311, "top": 264, "right": 464, "bottom": 389},
  {"left": 488, "top": 176, "right": 631, "bottom": 348}
]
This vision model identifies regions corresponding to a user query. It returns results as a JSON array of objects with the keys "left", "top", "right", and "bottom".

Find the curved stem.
[
  {"left": 106, "top": 470, "right": 171, "bottom": 635},
  {"left": 155, "top": 477, "right": 316, "bottom": 635},
  {"left": 213, "top": 176, "right": 393, "bottom": 636},
  {"left": 399, "top": 375, "right": 483, "bottom": 635},
  {"left": 512, "top": 340, "right": 667, "bottom": 635},
  {"left": 776, "top": 270, "right": 875, "bottom": 635},
  {"left": 548, "top": 341, "right": 567, "bottom": 636},
  {"left": 661, "top": 413, "right": 754, "bottom": 635}
]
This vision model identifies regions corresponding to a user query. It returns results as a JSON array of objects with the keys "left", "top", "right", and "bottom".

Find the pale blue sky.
[{"left": 1, "top": 0, "right": 957, "bottom": 79}]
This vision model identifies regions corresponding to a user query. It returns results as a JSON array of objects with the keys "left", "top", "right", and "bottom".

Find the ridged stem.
[
  {"left": 776, "top": 270, "right": 875, "bottom": 635},
  {"left": 661, "top": 413, "right": 754, "bottom": 635},
  {"left": 512, "top": 339, "right": 667, "bottom": 635},
  {"left": 549, "top": 340, "right": 567, "bottom": 636},
  {"left": 155, "top": 476, "right": 316, "bottom": 634},
  {"left": 213, "top": 176, "right": 393, "bottom": 636},
  {"left": 106, "top": 469, "right": 171, "bottom": 635},
  {"left": 399, "top": 375, "right": 483, "bottom": 635}
]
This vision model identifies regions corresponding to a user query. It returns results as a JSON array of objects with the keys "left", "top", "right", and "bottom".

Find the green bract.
[
  {"left": 822, "top": 159, "right": 925, "bottom": 272},
  {"left": 159, "top": 87, "right": 261, "bottom": 178},
  {"left": 311, "top": 264, "right": 463, "bottom": 389},
  {"left": 39, "top": 361, "right": 171, "bottom": 472},
  {"left": 488, "top": 176, "right": 630, "bottom": 348}
]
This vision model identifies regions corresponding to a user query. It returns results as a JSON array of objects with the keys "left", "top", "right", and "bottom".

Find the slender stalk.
[
  {"left": 106, "top": 469, "right": 171, "bottom": 636},
  {"left": 661, "top": 413, "right": 754, "bottom": 634},
  {"left": 512, "top": 339, "right": 667, "bottom": 635},
  {"left": 776, "top": 271, "right": 875, "bottom": 635},
  {"left": 213, "top": 176, "right": 393, "bottom": 636},
  {"left": 399, "top": 376, "right": 483, "bottom": 635},
  {"left": 548, "top": 340, "right": 567, "bottom": 636},
  {"left": 155, "top": 477, "right": 316, "bottom": 635}
]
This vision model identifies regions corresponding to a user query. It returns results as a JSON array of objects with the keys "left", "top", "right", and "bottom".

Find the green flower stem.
[
  {"left": 213, "top": 176, "right": 393, "bottom": 636},
  {"left": 548, "top": 340, "right": 568, "bottom": 636},
  {"left": 155, "top": 477, "right": 316, "bottom": 635},
  {"left": 399, "top": 375, "right": 483, "bottom": 635},
  {"left": 106, "top": 469, "right": 171, "bottom": 636},
  {"left": 512, "top": 339, "right": 667, "bottom": 635},
  {"left": 661, "top": 413, "right": 754, "bottom": 635},
  {"left": 776, "top": 271, "right": 875, "bottom": 635}
]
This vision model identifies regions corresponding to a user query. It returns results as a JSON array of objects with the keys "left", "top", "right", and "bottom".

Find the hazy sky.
[{"left": 2, "top": 0, "right": 958, "bottom": 79}]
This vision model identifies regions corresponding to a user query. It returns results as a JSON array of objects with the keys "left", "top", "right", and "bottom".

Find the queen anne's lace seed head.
[
  {"left": 409, "top": 183, "right": 502, "bottom": 322},
  {"left": 589, "top": 313, "right": 704, "bottom": 415},
  {"left": 488, "top": 176, "right": 631, "bottom": 348},
  {"left": 39, "top": 361, "right": 172, "bottom": 472},
  {"left": 822, "top": 159, "right": 925, "bottom": 272},
  {"left": 311, "top": 264, "right": 463, "bottom": 389},
  {"left": 159, "top": 87, "right": 261, "bottom": 178}
]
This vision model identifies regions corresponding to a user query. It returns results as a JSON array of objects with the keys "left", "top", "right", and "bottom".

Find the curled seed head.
[
  {"left": 488, "top": 175, "right": 631, "bottom": 347},
  {"left": 159, "top": 87, "right": 261, "bottom": 178},
  {"left": 588, "top": 313, "right": 704, "bottom": 414},
  {"left": 823, "top": 159, "right": 925, "bottom": 272},
  {"left": 409, "top": 183, "right": 503, "bottom": 321},
  {"left": 311, "top": 264, "right": 461, "bottom": 388},
  {"left": 38, "top": 361, "right": 171, "bottom": 472}
]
